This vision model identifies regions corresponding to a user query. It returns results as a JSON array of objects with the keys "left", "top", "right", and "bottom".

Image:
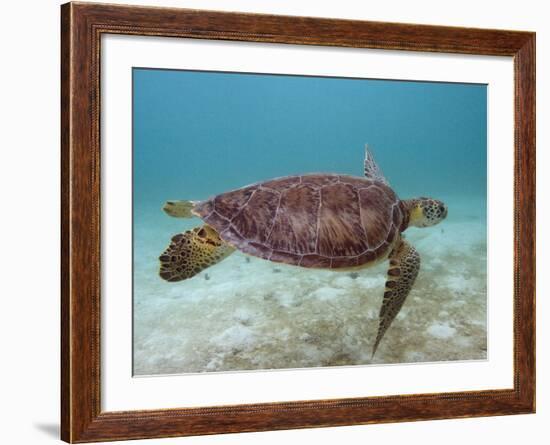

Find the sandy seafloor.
[{"left": 133, "top": 195, "right": 487, "bottom": 376}]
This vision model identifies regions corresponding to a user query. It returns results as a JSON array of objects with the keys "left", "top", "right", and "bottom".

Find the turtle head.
[{"left": 405, "top": 197, "right": 448, "bottom": 228}]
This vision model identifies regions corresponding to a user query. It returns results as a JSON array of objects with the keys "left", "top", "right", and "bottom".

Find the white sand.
[{"left": 133, "top": 196, "right": 487, "bottom": 375}]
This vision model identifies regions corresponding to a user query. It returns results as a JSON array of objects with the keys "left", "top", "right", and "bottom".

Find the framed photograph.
[{"left": 61, "top": 2, "right": 535, "bottom": 442}]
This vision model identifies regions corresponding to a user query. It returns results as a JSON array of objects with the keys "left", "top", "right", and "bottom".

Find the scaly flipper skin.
[
  {"left": 159, "top": 225, "right": 235, "bottom": 282},
  {"left": 373, "top": 238, "right": 420, "bottom": 356}
]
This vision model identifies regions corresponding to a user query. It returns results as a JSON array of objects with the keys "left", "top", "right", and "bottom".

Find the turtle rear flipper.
[
  {"left": 163, "top": 200, "right": 197, "bottom": 218},
  {"left": 372, "top": 238, "right": 420, "bottom": 356},
  {"left": 159, "top": 225, "right": 235, "bottom": 282}
]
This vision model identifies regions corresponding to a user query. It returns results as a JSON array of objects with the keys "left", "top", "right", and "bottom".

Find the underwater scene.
[{"left": 133, "top": 68, "right": 487, "bottom": 375}]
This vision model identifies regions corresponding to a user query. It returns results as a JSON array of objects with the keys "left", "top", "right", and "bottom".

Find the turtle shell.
[{"left": 193, "top": 174, "right": 405, "bottom": 269}]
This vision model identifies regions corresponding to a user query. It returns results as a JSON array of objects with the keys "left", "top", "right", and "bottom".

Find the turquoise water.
[{"left": 133, "top": 68, "right": 487, "bottom": 375}]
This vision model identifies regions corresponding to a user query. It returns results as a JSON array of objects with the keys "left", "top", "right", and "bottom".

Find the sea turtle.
[{"left": 159, "top": 146, "right": 448, "bottom": 355}]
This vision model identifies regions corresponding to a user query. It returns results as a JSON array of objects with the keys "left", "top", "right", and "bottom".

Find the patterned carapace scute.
[{"left": 193, "top": 174, "right": 404, "bottom": 269}]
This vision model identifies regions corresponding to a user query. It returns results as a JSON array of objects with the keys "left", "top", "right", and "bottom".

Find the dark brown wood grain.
[{"left": 60, "top": 2, "right": 536, "bottom": 443}]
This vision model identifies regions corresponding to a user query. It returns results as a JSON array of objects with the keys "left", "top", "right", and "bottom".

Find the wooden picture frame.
[{"left": 61, "top": 2, "right": 535, "bottom": 442}]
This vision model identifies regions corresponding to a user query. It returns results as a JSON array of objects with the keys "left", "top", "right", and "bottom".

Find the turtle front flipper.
[
  {"left": 372, "top": 238, "right": 420, "bottom": 356},
  {"left": 363, "top": 144, "right": 389, "bottom": 186},
  {"left": 159, "top": 225, "right": 235, "bottom": 282}
]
